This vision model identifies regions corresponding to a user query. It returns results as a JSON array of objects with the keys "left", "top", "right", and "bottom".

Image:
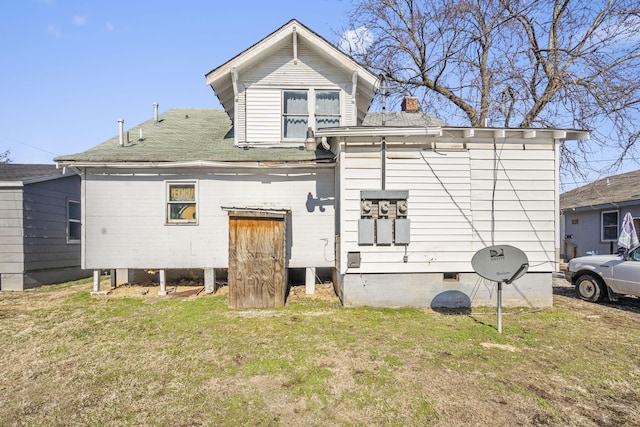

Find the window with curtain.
[
  {"left": 601, "top": 210, "right": 619, "bottom": 241},
  {"left": 315, "top": 91, "right": 340, "bottom": 129},
  {"left": 283, "top": 90, "right": 308, "bottom": 139}
]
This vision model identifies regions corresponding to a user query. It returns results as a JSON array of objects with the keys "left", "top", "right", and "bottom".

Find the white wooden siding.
[
  {"left": 239, "top": 39, "right": 356, "bottom": 144},
  {"left": 339, "top": 144, "right": 558, "bottom": 274},
  {"left": 245, "top": 89, "right": 282, "bottom": 143},
  {"left": 83, "top": 167, "right": 335, "bottom": 270},
  {"left": 235, "top": 90, "right": 246, "bottom": 144}
]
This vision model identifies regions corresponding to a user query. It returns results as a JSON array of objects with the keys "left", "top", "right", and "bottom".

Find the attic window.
[
  {"left": 283, "top": 90, "right": 309, "bottom": 139},
  {"left": 283, "top": 89, "right": 341, "bottom": 140},
  {"left": 315, "top": 91, "right": 340, "bottom": 129}
]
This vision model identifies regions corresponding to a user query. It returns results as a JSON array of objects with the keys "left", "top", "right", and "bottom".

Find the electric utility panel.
[{"left": 358, "top": 190, "right": 410, "bottom": 245}]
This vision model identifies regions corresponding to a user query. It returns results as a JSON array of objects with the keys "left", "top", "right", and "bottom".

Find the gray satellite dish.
[
  {"left": 471, "top": 244, "right": 529, "bottom": 284},
  {"left": 471, "top": 245, "right": 529, "bottom": 334}
]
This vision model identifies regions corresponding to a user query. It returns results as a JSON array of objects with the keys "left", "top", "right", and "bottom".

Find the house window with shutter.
[
  {"left": 67, "top": 200, "right": 81, "bottom": 243},
  {"left": 601, "top": 210, "right": 618, "bottom": 242},
  {"left": 167, "top": 182, "right": 197, "bottom": 224}
]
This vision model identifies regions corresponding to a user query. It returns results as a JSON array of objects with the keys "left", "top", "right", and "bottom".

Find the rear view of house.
[
  {"left": 56, "top": 19, "right": 589, "bottom": 308},
  {"left": 0, "top": 164, "right": 88, "bottom": 290}
]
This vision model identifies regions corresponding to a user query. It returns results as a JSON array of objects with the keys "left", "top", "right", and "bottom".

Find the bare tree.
[
  {"left": 0, "top": 150, "right": 10, "bottom": 164},
  {"left": 343, "top": 0, "right": 640, "bottom": 183}
]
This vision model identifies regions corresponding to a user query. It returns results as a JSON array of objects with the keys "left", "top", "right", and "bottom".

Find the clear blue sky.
[
  {"left": 1, "top": 0, "right": 635, "bottom": 190},
  {"left": 0, "top": 0, "right": 353, "bottom": 164}
]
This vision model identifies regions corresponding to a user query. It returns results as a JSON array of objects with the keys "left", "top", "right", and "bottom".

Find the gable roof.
[
  {"left": 54, "top": 109, "right": 334, "bottom": 165},
  {"left": 205, "top": 19, "right": 379, "bottom": 124},
  {"left": 560, "top": 169, "right": 640, "bottom": 212},
  {"left": 0, "top": 164, "right": 71, "bottom": 186}
]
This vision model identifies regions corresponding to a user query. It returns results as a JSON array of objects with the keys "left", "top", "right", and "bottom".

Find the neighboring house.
[
  {"left": 55, "top": 19, "right": 588, "bottom": 308},
  {"left": 560, "top": 170, "right": 640, "bottom": 259},
  {"left": 0, "top": 164, "right": 89, "bottom": 290}
]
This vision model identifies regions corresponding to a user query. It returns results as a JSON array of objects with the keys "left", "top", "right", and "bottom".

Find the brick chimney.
[{"left": 401, "top": 96, "right": 420, "bottom": 112}]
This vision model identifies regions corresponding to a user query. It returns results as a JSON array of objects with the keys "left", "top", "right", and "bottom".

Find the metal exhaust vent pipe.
[
  {"left": 153, "top": 102, "right": 159, "bottom": 122},
  {"left": 118, "top": 118, "right": 124, "bottom": 147}
]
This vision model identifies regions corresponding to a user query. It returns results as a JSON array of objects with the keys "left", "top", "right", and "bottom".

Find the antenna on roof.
[{"left": 379, "top": 74, "right": 386, "bottom": 127}]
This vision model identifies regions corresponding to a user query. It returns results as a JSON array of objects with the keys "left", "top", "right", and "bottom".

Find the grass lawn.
[{"left": 0, "top": 278, "right": 639, "bottom": 426}]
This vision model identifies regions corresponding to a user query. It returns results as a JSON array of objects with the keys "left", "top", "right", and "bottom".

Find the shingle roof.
[
  {"left": 0, "top": 164, "right": 64, "bottom": 182},
  {"left": 560, "top": 169, "right": 640, "bottom": 210},
  {"left": 54, "top": 109, "right": 334, "bottom": 164},
  {"left": 54, "top": 108, "right": 450, "bottom": 165}
]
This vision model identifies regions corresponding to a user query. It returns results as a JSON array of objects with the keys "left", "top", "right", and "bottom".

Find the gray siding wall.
[
  {"left": 563, "top": 204, "right": 640, "bottom": 257},
  {"left": 0, "top": 187, "right": 25, "bottom": 284},
  {"left": 1, "top": 175, "right": 86, "bottom": 290},
  {"left": 83, "top": 166, "right": 335, "bottom": 270},
  {"left": 23, "top": 175, "right": 82, "bottom": 271}
]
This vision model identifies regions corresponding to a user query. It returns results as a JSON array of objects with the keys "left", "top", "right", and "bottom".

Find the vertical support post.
[
  {"left": 205, "top": 268, "right": 215, "bottom": 294},
  {"left": 305, "top": 267, "right": 316, "bottom": 295},
  {"left": 497, "top": 282, "right": 503, "bottom": 334},
  {"left": 158, "top": 269, "right": 168, "bottom": 296},
  {"left": 110, "top": 269, "right": 117, "bottom": 289},
  {"left": 93, "top": 270, "right": 100, "bottom": 292}
]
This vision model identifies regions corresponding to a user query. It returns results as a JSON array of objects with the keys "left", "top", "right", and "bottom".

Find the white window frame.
[
  {"left": 166, "top": 181, "right": 198, "bottom": 225},
  {"left": 282, "top": 89, "right": 309, "bottom": 140},
  {"left": 67, "top": 199, "right": 81, "bottom": 243},
  {"left": 601, "top": 210, "right": 619, "bottom": 242},
  {"left": 315, "top": 90, "right": 341, "bottom": 130},
  {"left": 282, "top": 89, "right": 341, "bottom": 140}
]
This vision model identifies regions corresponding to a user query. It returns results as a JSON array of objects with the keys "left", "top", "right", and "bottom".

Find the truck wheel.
[{"left": 575, "top": 275, "right": 605, "bottom": 302}]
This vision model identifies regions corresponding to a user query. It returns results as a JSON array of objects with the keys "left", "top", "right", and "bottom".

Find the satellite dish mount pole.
[{"left": 497, "top": 281, "right": 503, "bottom": 333}]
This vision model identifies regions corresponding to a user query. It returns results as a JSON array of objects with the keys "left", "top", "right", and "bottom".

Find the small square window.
[{"left": 167, "top": 183, "right": 197, "bottom": 224}]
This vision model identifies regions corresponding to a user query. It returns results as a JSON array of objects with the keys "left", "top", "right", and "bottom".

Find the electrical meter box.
[{"left": 378, "top": 200, "right": 390, "bottom": 217}]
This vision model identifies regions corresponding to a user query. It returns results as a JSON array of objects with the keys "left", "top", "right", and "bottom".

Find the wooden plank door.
[{"left": 228, "top": 214, "right": 285, "bottom": 309}]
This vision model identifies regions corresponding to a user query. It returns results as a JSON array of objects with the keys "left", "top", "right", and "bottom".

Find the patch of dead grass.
[{"left": 1, "top": 277, "right": 639, "bottom": 426}]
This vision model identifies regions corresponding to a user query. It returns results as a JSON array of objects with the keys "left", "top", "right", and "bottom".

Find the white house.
[{"left": 56, "top": 19, "right": 588, "bottom": 308}]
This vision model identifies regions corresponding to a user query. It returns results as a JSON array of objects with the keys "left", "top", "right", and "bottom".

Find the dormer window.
[
  {"left": 283, "top": 89, "right": 340, "bottom": 140},
  {"left": 316, "top": 91, "right": 340, "bottom": 129},
  {"left": 283, "top": 90, "right": 309, "bottom": 139}
]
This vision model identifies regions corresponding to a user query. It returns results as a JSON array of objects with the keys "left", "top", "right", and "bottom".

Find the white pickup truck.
[{"left": 564, "top": 249, "right": 640, "bottom": 302}]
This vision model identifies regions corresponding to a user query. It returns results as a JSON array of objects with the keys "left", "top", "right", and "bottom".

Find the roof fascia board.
[
  {"left": 562, "top": 199, "right": 639, "bottom": 213},
  {"left": 316, "top": 126, "right": 589, "bottom": 141},
  {"left": 0, "top": 172, "right": 75, "bottom": 187},
  {"left": 55, "top": 160, "right": 335, "bottom": 169}
]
